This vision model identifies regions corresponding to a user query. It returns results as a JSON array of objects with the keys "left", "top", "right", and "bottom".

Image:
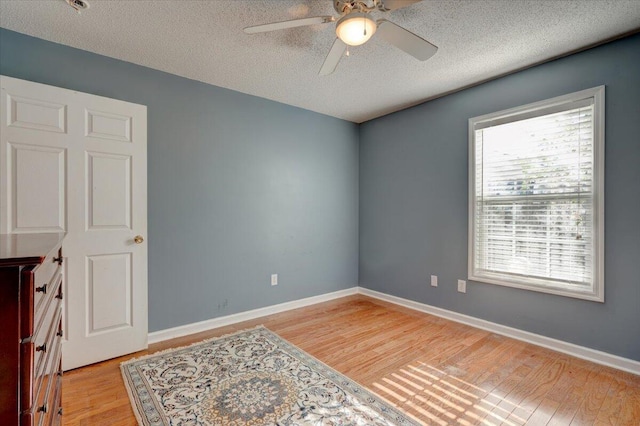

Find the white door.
[{"left": 0, "top": 75, "right": 148, "bottom": 370}]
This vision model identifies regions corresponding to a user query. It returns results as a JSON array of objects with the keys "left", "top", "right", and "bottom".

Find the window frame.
[{"left": 468, "top": 86, "right": 605, "bottom": 302}]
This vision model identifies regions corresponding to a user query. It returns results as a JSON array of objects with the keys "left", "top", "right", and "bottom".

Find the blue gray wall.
[
  {"left": 360, "top": 33, "right": 640, "bottom": 361},
  {"left": 2, "top": 27, "right": 638, "bottom": 361},
  {"left": 0, "top": 29, "right": 359, "bottom": 332}
]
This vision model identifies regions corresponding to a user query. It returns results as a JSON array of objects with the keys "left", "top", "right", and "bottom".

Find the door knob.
[{"left": 134, "top": 235, "right": 144, "bottom": 244}]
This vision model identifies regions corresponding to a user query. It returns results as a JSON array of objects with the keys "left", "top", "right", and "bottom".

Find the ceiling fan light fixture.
[{"left": 336, "top": 12, "right": 376, "bottom": 46}]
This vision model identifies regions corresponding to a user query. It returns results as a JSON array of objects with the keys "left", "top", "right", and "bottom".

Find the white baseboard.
[
  {"left": 148, "top": 287, "right": 358, "bottom": 344},
  {"left": 147, "top": 285, "right": 639, "bottom": 375},
  {"left": 358, "top": 287, "right": 640, "bottom": 376}
]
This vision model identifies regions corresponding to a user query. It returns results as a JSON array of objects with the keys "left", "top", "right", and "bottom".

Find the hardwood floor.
[{"left": 62, "top": 295, "right": 640, "bottom": 425}]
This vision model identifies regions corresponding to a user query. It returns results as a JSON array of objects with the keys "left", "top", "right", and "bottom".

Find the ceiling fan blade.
[
  {"left": 319, "top": 38, "right": 347, "bottom": 76},
  {"left": 244, "top": 16, "right": 335, "bottom": 34},
  {"left": 376, "top": 19, "right": 437, "bottom": 61},
  {"left": 378, "top": 0, "right": 422, "bottom": 11}
]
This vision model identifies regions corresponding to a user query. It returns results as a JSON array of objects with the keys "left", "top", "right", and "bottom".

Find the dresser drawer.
[
  {"left": 34, "top": 262, "right": 62, "bottom": 327},
  {"left": 49, "top": 370, "right": 63, "bottom": 426},
  {"left": 27, "top": 271, "right": 62, "bottom": 392},
  {"left": 33, "top": 248, "right": 60, "bottom": 311},
  {"left": 33, "top": 266, "right": 62, "bottom": 340},
  {"left": 29, "top": 322, "right": 62, "bottom": 426},
  {"left": 30, "top": 335, "right": 62, "bottom": 426},
  {"left": 20, "top": 245, "right": 63, "bottom": 339},
  {"left": 20, "top": 297, "right": 62, "bottom": 413}
]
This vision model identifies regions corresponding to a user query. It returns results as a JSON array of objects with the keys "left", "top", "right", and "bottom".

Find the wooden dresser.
[{"left": 0, "top": 233, "right": 65, "bottom": 426}]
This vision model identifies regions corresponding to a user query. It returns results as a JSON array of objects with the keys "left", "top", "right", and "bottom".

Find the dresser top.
[{"left": 0, "top": 233, "right": 64, "bottom": 267}]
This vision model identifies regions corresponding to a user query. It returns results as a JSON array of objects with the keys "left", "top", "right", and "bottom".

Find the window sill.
[{"left": 468, "top": 272, "right": 604, "bottom": 302}]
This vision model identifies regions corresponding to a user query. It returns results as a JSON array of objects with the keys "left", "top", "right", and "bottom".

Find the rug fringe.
[{"left": 120, "top": 366, "right": 151, "bottom": 426}]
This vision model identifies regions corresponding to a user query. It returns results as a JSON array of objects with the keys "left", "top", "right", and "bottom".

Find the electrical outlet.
[
  {"left": 458, "top": 279, "right": 466, "bottom": 293},
  {"left": 271, "top": 274, "right": 278, "bottom": 286},
  {"left": 430, "top": 275, "right": 438, "bottom": 287}
]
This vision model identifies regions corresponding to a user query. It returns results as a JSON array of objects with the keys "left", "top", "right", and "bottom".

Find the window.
[{"left": 468, "top": 87, "right": 604, "bottom": 301}]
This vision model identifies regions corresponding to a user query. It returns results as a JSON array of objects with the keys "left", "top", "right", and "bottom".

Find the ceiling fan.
[{"left": 244, "top": 0, "right": 438, "bottom": 75}]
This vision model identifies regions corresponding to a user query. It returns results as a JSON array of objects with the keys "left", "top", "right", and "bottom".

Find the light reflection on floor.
[{"left": 372, "top": 363, "right": 531, "bottom": 425}]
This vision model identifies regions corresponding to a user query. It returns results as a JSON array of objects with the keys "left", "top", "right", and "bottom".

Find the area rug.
[{"left": 121, "top": 326, "right": 419, "bottom": 426}]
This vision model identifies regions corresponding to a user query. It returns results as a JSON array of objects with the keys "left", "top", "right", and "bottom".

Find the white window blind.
[{"left": 469, "top": 87, "right": 604, "bottom": 301}]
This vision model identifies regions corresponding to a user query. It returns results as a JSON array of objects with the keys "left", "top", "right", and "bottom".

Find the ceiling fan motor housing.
[
  {"left": 65, "top": 0, "right": 89, "bottom": 12},
  {"left": 333, "top": 0, "right": 378, "bottom": 15}
]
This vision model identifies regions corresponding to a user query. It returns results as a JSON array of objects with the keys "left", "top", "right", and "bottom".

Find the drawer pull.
[
  {"left": 36, "top": 283, "right": 47, "bottom": 294},
  {"left": 38, "top": 404, "right": 47, "bottom": 413},
  {"left": 36, "top": 343, "right": 47, "bottom": 353},
  {"left": 53, "top": 255, "right": 63, "bottom": 265},
  {"left": 57, "top": 329, "right": 63, "bottom": 337}
]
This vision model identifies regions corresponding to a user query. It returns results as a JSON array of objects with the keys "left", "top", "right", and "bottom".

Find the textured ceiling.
[{"left": 1, "top": 0, "right": 639, "bottom": 123}]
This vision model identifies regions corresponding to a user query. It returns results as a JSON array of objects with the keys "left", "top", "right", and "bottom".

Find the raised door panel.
[
  {"left": 7, "top": 94, "right": 66, "bottom": 133},
  {"left": 10, "top": 143, "right": 66, "bottom": 233},
  {"left": 85, "top": 109, "right": 131, "bottom": 142},
  {"left": 86, "top": 253, "right": 132, "bottom": 334},
  {"left": 86, "top": 152, "right": 131, "bottom": 230}
]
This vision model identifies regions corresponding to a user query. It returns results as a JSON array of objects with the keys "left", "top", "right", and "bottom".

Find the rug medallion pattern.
[{"left": 121, "top": 326, "right": 419, "bottom": 425}]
